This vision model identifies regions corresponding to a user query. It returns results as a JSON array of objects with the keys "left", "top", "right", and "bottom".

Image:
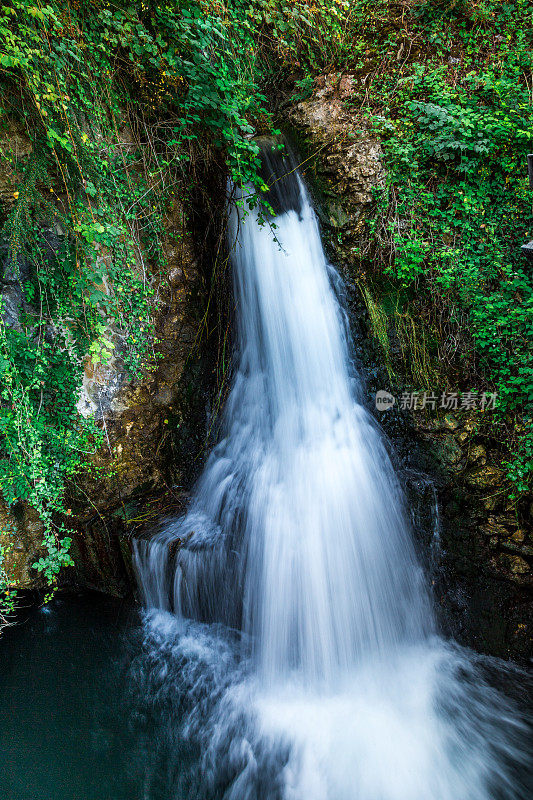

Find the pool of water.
[
  {"left": 1, "top": 593, "right": 531, "bottom": 800},
  {"left": 0, "top": 593, "right": 151, "bottom": 800}
]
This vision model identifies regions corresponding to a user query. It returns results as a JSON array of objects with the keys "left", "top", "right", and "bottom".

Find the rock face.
[
  {"left": 286, "top": 74, "right": 532, "bottom": 660},
  {"left": 0, "top": 194, "right": 204, "bottom": 593},
  {"left": 64, "top": 196, "right": 204, "bottom": 595},
  {"left": 411, "top": 412, "right": 532, "bottom": 659},
  {"left": 0, "top": 500, "right": 44, "bottom": 590},
  {"left": 0, "top": 121, "right": 32, "bottom": 208},
  {"left": 286, "top": 74, "right": 385, "bottom": 266},
  {"left": 75, "top": 199, "right": 200, "bottom": 506},
  {"left": 0, "top": 119, "right": 213, "bottom": 596}
]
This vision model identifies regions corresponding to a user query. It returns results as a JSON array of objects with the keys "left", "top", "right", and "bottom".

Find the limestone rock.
[
  {"left": 0, "top": 499, "right": 45, "bottom": 589},
  {"left": 467, "top": 444, "right": 487, "bottom": 465},
  {"left": 504, "top": 555, "right": 531, "bottom": 577},
  {"left": 465, "top": 466, "right": 505, "bottom": 489},
  {"left": 287, "top": 73, "right": 385, "bottom": 268},
  {"left": 442, "top": 413, "right": 459, "bottom": 431},
  {"left": 73, "top": 196, "right": 201, "bottom": 513}
]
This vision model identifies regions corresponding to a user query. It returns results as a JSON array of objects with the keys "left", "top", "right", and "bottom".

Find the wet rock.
[
  {"left": 500, "top": 540, "right": 533, "bottom": 558},
  {"left": 480, "top": 518, "right": 509, "bottom": 538},
  {"left": 154, "top": 387, "right": 175, "bottom": 407},
  {"left": 456, "top": 414, "right": 478, "bottom": 444},
  {"left": 0, "top": 121, "right": 32, "bottom": 207},
  {"left": 72, "top": 194, "right": 201, "bottom": 515},
  {"left": 467, "top": 444, "right": 487, "bottom": 466},
  {"left": 509, "top": 529, "right": 526, "bottom": 544},
  {"left": 442, "top": 413, "right": 459, "bottom": 431},
  {"left": 505, "top": 555, "right": 530, "bottom": 576},
  {"left": 0, "top": 500, "right": 45, "bottom": 589},
  {"left": 482, "top": 495, "right": 499, "bottom": 512},
  {"left": 435, "top": 437, "right": 463, "bottom": 470},
  {"left": 465, "top": 466, "right": 505, "bottom": 489}
]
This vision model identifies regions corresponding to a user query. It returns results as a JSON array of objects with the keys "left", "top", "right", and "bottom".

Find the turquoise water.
[
  {"left": 0, "top": 594, "right": 144, "bottom": 800},
  {"left": 0, "top": 593, "right": 531, "bottom": 800}
]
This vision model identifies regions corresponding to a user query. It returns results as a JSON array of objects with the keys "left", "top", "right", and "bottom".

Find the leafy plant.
[{"left": 0, "top": 0, "right": 274, "bottom": 611}]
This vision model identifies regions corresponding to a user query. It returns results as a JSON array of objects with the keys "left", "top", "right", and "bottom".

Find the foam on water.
[{"left": 133, "top": 144, "right": 531, "bottom": 799}]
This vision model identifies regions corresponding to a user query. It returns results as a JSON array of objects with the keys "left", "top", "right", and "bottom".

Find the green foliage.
[
  {"left": 248, "top": 0, "right": 357, "bottom": 72},
  {"left": 0, "top": 523, "right": 17, "bottom": 631},
  {"left": 263, "top": 0, "right": 532, "bottom": 496},
  {"left": 373, "top": 30, "right": 533, "bottom": 497},
  {"left": 0, "top": 0, "right": 274, "bottom": 611},
  {"left": 252, "top": 0, "right": 533, "bottom": 498},
  {"left": 0, "top": 0, "right": 531, "bottom": 619}
]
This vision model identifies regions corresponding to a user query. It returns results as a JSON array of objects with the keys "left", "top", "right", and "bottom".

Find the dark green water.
[
  {"left": 1, "top": 593, "right": 531, "bottom": 800},
  {"left": 0, "top": 593, "right": 146, "bottom": 800}
]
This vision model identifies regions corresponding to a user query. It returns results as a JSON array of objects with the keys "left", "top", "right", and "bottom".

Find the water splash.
[{"left": 133, "top": 145, "right": 531, "bottom": 799}]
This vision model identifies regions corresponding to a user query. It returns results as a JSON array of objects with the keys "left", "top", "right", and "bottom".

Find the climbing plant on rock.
[{"left": 0, "top": 0, "right": 273, "bottom": 607}]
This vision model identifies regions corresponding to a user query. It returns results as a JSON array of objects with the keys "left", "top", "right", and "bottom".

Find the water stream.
[{"left": 133, "top": 146, "right": 531, "bottom": 799}]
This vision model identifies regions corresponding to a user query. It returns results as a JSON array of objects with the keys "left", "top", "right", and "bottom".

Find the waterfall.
[{"left": 133, "top": 144, "right": 531, "bottom": 800}]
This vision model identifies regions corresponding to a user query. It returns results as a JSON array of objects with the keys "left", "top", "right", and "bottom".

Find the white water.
[{"left": 134, "top": 147, "right": 531, "bottom": 799}]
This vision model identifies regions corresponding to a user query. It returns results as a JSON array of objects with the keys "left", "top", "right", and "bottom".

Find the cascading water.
[{"left": 133, "top": 144, "right": 531, "bottom": 800}]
